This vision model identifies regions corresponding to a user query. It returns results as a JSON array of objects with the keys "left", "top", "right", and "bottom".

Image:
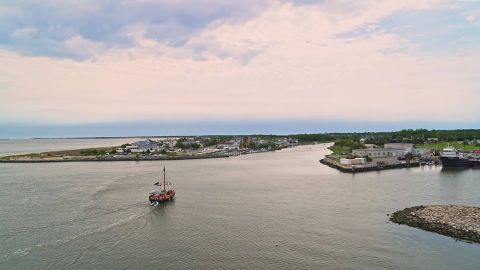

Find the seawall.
[{"left": 319, "top": 157, "right": 420, "bottom": 173}]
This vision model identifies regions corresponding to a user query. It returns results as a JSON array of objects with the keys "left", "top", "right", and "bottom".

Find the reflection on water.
[
  {"left": 1, "top": 143, "right": 480, "bottom": 269},
  {"left": 441, "top": 167, "right": 474, "bottom": 174}
]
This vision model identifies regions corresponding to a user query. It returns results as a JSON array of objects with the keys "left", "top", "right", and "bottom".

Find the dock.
[{"left": 320, "top": 157, "right": 420, "bottom": 173}]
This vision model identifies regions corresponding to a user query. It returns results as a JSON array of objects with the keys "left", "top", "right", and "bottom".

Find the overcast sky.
[{"left": 1, "top": 0, "right": 479, "bottom": 137}]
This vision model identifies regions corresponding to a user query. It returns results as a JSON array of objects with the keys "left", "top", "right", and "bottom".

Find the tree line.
[{"left": 289, "top": 129, "right": 480, "bottom": 144}]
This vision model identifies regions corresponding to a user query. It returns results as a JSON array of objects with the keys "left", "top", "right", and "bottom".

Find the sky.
[{"left": 0, "top": 0, "right": 479, "bottom": 137}]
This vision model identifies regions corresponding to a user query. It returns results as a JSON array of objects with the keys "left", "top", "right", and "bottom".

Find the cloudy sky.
[{"left": 1, "top": 0, "right": 479, "bottom": 137}]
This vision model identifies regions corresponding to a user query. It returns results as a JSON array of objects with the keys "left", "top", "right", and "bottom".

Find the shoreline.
[
  {"left": 0, "top": 146, "right": 301, "bottom": 163},
  {"left": 1, "top": 137, "right": 305, "bottom": 162},
  {"left": 0, "top": 153, "right": 234, "bottom": 163},
  {"left": 390, "top": 205, "right": 480, "bottom": 244}
]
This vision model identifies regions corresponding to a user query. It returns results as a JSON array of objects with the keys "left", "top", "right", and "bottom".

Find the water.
[{"left": 1, "top": 143, "right": 479, "bottom": 269}]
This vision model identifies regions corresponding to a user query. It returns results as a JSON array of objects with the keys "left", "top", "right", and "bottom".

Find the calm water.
[{"left": 1, "top": 143, "right": 480, "bottom": 269}]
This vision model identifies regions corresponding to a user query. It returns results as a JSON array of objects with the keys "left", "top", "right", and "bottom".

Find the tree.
[{"left": 404, "top": 152, "right": 414, "bottom": 165}]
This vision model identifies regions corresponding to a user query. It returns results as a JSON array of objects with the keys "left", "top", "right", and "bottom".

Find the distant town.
[{"left": 114, "top": 136, "right": 299, "bottom": 156}]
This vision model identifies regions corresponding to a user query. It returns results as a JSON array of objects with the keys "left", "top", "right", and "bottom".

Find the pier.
[{"left": 320, "top": 157, "right": 420, "bottom": 173}]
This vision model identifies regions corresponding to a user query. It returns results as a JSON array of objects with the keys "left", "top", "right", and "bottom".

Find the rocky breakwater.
[{"left": 390, "top": 205, "right": 480, "bottom": 244}]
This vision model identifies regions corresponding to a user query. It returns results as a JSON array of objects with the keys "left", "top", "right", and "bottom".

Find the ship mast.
[{"left": 163, "top": 166, "right": 166, "bottom": 191}]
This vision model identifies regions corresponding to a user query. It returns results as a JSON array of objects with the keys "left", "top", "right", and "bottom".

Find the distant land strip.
[{"left": 0, "top": 153, "right": 233, "bottom": 163}]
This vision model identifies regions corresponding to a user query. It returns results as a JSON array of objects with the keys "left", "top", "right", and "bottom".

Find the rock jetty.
[{"left": 390, "top": 205, "right": 480, "bottom": 244}]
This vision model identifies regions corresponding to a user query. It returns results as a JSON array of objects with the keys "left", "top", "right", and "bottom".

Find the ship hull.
[
  {"left": 440, "top": 157, "right": 473, "bottom": 168},
  {"left": 149, "top": 192, "right": 175, "bottom": 204},
  {"left": 149, "top": 197, "right": 175, "bottom": 204},
  {"left": 472, "top": 160, "right": 480, "bottom": 168}
]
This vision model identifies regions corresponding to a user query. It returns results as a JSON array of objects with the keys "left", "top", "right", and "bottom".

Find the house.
[
  {"left": 227, "top": 141, "right": 241, "bottom": 150},
  {"left": 133, "top": 139, "right": 159, "bottom": 152},
  {"left": 160, "top": 138, "right": 178, "bottom": 148}
]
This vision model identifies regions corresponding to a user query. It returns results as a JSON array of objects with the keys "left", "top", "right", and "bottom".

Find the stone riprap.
[{"left": 390, "top": 205, "right": 480, "bottom": 244}]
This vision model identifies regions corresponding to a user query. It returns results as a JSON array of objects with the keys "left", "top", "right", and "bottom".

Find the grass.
[
  {"left": 326, "top": 144, "right": 354, "bottom": 161},
  {"left": 327, "top": 145, "right": 352, "bottom": 156},
  {"left": 415, "top": 142, "right": 480, "bottom": 152}
]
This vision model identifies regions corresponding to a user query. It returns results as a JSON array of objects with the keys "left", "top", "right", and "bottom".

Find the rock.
[{"left": 390, "top": 205, "right": 480, "bottom": 244}]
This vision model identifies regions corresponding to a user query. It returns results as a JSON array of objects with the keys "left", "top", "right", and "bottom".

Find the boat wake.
[{"left": 0, "top": 211, "right": 146, "bottom": 264}]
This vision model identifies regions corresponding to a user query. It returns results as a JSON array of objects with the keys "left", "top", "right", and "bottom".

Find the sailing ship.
[{"left": 149, "top": 166, "right": 175, "bottom": 205}]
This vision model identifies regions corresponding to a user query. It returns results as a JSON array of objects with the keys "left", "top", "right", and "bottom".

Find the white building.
[
  {"left": 340, "top": 158, "right": 366, "bottom": 165},
  {"left": 352, "top": 148, "right": 406, "bottom": 157}
]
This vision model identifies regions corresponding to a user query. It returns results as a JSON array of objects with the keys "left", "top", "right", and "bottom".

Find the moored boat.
[
  {"left": 440, "top": 148, "right": 480, "bottom": 168},
  {"left": 149, "top": 166, "right": 175, "bottom": 205}
]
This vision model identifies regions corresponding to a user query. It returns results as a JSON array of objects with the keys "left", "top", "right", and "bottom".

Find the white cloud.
[
  {"left": 64, "top": 35, "right": 106, "bottom": 59},
  {"left": 11, "top": 27, "right": 37, "bottom": 39},
  {"left": 466, "top": 14, "right": 477, "bottom": 22},
  {"left": 0, "top": 0, "right": 478, "bottom": 124}
]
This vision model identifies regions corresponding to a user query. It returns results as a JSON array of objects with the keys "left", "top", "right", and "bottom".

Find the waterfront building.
[
  {"left": 352, "top": 148, "right": 406, "bottom": 157},
  {"left": 340, "top": 158, "right": 366, "bottom": 165},
  {"left": 133, "top": 140, "right": 160, "bottom": 152}
]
